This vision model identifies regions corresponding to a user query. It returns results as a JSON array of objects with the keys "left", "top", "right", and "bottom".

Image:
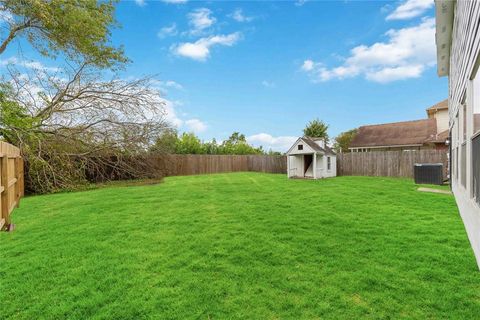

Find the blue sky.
[{"left": 2, "top": 0, "right": 447, "bottom": 151}]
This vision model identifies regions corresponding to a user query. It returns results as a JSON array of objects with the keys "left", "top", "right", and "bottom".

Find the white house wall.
[
  {"left": 435, "top": 109, "right": 450, "bottom": 133},
  {"left": 447, "top": 0, "right": 480, "bottom": 120},
  {"left": 444, "top": 0, "right": 480, "bottom": 269}
]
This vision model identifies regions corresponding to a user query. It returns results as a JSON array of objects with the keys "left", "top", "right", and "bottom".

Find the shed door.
[{"left": 304, "top": 154, "right": 313, "bottom": 174}]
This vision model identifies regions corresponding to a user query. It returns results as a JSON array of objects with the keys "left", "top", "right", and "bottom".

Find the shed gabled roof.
[
  {"left": 302, "top": 137, "right": 325, "bottom": 152},
  {"left": 350, "top": 118, "right": 438, "bottom": 148},
  {"left": 287, "top": 137, "right": 336, "bottom": 155}
]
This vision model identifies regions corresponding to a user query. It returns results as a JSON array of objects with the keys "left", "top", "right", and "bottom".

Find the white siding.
[
  {"left": 314, "top": 155, "right": 337, "bottom": 178},
  {"left": 445, "top": 0, "right": 480, "bottom": 269},
  {"left": 434, "top": 109, "right": 450, "bottom": 133},
  {"left": 448, "top": 0, "right": 480, "bottom": 121}
]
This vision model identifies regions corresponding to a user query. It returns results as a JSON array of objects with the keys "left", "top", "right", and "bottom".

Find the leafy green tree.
[
  {"left": 225, "top": 132, "right": 246, "bottom": 144},
  {"left": 0, "top": 0, "right": 127, "bottom": 68},
  {"left": 334, "top": 128, "right": 358, "bottom": 153},
  {"left": 150, "top": 131, "right": 265, "bottom": 155},
  {"left": 203, "top": 138, "right": 219, "bottom": 154},
  {"left": 220, "top": 132, "right": 263, "bottom": 155},
  {"left": 0, "top": 83, "right": 39, "bottom": 143},
  {"left": 175, "top": 132, "right": 205, "bottom": 154},
  {"left": 150, "top": 129, "right": 179, "bottom": 154},
  {"left": 267, "top": 150, "right": 282, "bottom": 156},
  {"left": 303, "top": 119, "right": 329, "bottom": 141}
]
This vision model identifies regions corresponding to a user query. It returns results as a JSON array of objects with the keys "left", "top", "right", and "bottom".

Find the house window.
[
  {"left": 473, "top": 135, "right": 480, "bottom": 205},
  {"left": 474, "top": 76, "right": 480, "bottom": 135},
  {"left": 453, "top": 115, "right": 459, "bottom": 181},
  {"left": 298, "top": 144, "right": 303, "bottom": 150},
  {"left": 472, "top": 75, "right": 480, "bottom": 202},
  {"left": 461, "top": 142, "right": 467, "bottom": 188},
  {"left": 450, "top": 148, "right": 457, "bottom": 181},
  {"left": 455, "top": 147, "right": 458, "bottom": 181},
  {"left": 327, "top": 156, "right": 331, "bottom": 170}
]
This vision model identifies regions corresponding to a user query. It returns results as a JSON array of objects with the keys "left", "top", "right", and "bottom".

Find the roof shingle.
[
  {"left": 300, "top": 137, "right": 336, "bottom": 155},
  {"left": 350, "top": 118, "right": 438, "bottom": 148},
  {"left": 426, "top": 99, "right": 448, "bottom": 112}
]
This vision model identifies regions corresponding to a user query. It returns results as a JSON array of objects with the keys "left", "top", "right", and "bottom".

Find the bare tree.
[{"left": 1, "top": 62, "right": 170, "bottom": 193}]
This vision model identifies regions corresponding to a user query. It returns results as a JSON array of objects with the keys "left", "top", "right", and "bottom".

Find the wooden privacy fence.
[
  {"left": 336, "top": 150, "right": 448, "bottom": 178},
  {"left": 0, "top": 142, "right": 24, "bottom": 230},
  {"left": 144, "top": 154, "right": 287, "bottom": 177}
]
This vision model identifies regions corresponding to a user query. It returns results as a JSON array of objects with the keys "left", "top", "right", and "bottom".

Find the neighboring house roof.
[
  {"left": 350, "top": 118, "right": 439, "bottom": 148},
  {"left": 287, "top": 137, "right": 336, "bottom": 155},
  {"left": 426, "top": 99, "right": 448, "bottom": 111},
  {"left": 426, "top": 99, "right": 448, "bottom": 116},
  {"left": 425, "top": 129, "right": 449, "bottom": 143},
  {"left": 437, "top": 129, "right": 449, "bottom": 142}
]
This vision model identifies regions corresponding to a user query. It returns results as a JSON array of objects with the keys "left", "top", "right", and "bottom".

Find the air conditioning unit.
[{"left": 414, "top": 163, "right": 444, "bottom": 185}]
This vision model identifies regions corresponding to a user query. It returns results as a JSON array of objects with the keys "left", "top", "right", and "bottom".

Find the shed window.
[
  {"left": 327, "top": 156, "right": 331, "bottom": 170},
  {"left": 298, "top": 144, "right": 303, "bottom": 150}
]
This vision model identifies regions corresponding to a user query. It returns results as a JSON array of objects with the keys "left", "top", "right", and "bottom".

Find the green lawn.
[{"left": 1, "top": 173, "right": 479, "bottom": 319}]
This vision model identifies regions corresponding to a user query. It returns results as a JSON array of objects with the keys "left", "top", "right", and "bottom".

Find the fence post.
[
  {"left": 15, "top": 157, "right": 20, "bottom": 208},
  {"left": 0, "top": 152, "right": 9, "bottom": 229}
]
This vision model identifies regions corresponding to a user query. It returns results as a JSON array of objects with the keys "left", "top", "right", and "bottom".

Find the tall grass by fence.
[
  {"left": 0, "top": 142, "right": 24, "bottom": 230},
  {"left": 145, "top": 154, "right": 287, "bottom": 177},
  {"left": 336, "top": 150, "right": 448, "bottom": 178}
]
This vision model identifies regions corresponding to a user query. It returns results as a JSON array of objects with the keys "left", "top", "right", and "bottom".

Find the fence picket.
[
  {"left": 336, "top": 150, "right": 448, "bottom": 178},
  {"left": 0, "top": 142, "right": 24, "bottom": 230}
]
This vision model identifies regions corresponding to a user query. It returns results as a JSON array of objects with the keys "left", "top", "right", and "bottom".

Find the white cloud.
[
  {"left": 230, "top": 9, "right": 253, "bottom": 22},
  {"left": 247, "top": 133, "right": 297, "bottom": 152},
  {"left": 0, "top": 57, "right": 60, "bottom": 72},
  {"left": 301, "top": 18, "right": 436, "bottom": 83},
  {"left": 261, "top": 80, "right": 275, "bottom": 88},
  {"left": 301, "top": 59, "right": 315, "bottom": 71},
  {"left": 158, "top": 23, "right": 178, "bottom": 39},
  {"left": 172, "top": 32, "right": 242, "bottom": 61},
  {"left": 365, "top": 65, "right": 424, "bottom": 83},
  {"left": 161, "top": 80, "right": 183, "bottom": 90},
  {"left": 188, "top": 8, "right": 216, "bottom": 35},
  {"left": 161, "top": 99, "right": 208, "bottom": 134},
  {"left": 295, "top": 0, "right": 308, "bottom": 7},
  {"left": 185, "top": 118, "right": 207, "bottom": 133},
  {"left": 162, "top": 99, "right": 183, "bottom": 128},
  {"left": 0, "top": 10, "right": 13, "bottom": 24},
  {"left": 135, "top": 0, "right": 146, "bottom": 7},
  {"left": 386, "top": 0, "right": 433, "bottom": 20},
  {"left": 162, "top": 0, "right": 188, "bottom": 3},
  {"left": 151, "top": 79, "right": 184, "bottom": 94}
]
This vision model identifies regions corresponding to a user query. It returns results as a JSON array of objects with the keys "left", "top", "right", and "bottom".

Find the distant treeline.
[{"left": 150, "top": 130, "right": 282, "bottom": 155}]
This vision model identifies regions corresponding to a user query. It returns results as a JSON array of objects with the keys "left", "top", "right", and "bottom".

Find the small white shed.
[{"left": 286, "top": 137, "right": 337, "bottom": 179}]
